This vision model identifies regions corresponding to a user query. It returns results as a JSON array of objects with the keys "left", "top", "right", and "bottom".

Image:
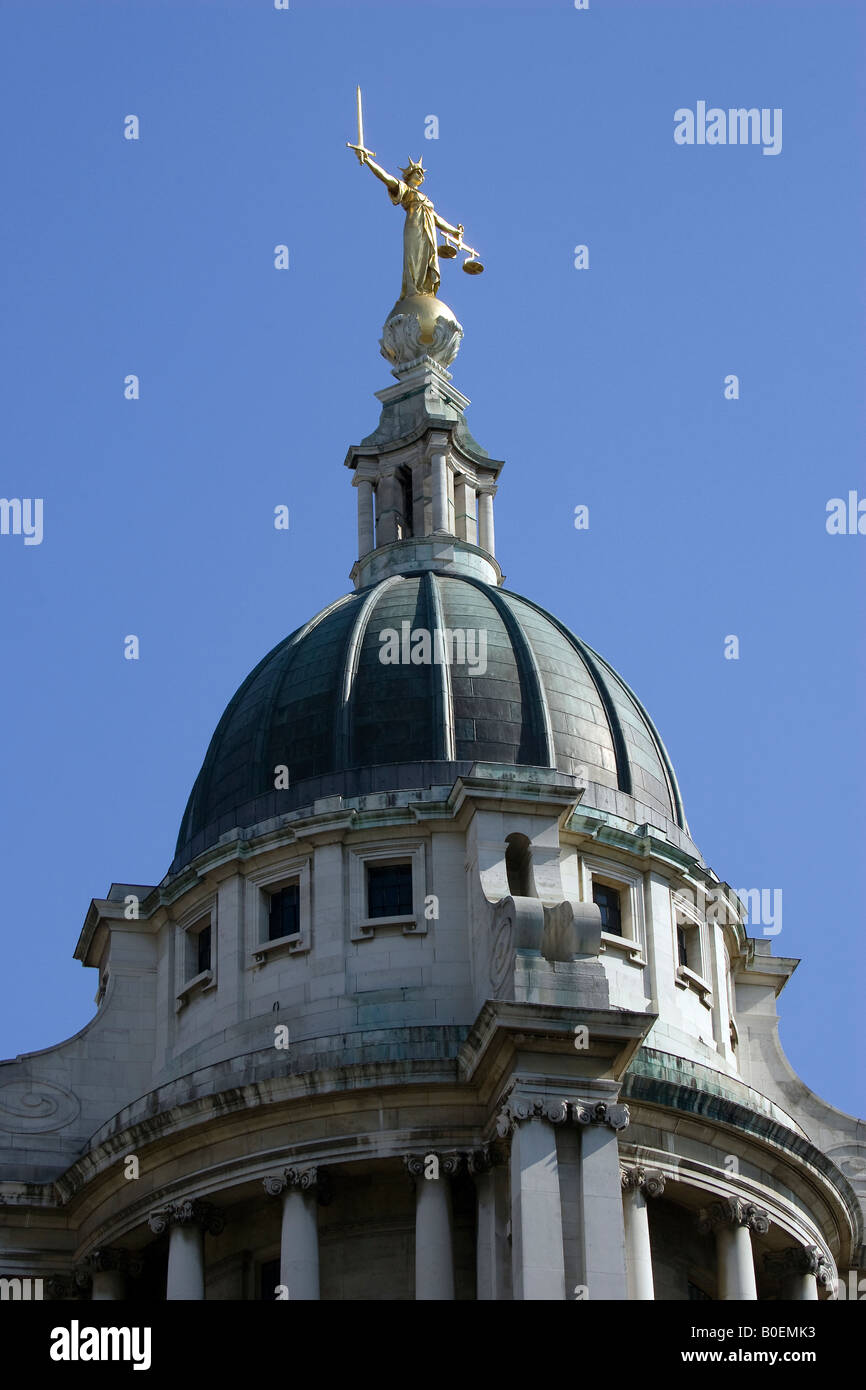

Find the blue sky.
[{"left": 1, "top": 0, "right": 863, "bottom": 1117}]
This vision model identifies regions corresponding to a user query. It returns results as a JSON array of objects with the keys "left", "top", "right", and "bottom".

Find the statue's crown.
[{"left": 400, "top": 157, "right": 426, "bottom": 179}]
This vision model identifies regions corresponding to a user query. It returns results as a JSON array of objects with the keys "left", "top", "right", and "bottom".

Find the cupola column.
[
  {"left": 404, "top": 1153, "right": 457, "bottom": 1300},
  {"left": 620, "top": 1167, "right": 665, "bottom": 1300},
  {"left": 431, "top": 450, "right": 449, "bottom": 534},
  {"left": 356, "top": 478, "right": 375, "bottom": 557},
  {"left": 148, "top": 1199, "right": 225, "bottom": 1301},
  {"left": 478, "top": 489, "right": 495, "bottom": 555},
  {"left": 263, "top": 1168, "right": 323, "bottom": 1300},
  {"left": 699, "top": 1198, "right": 769, "bottom": 1300}
]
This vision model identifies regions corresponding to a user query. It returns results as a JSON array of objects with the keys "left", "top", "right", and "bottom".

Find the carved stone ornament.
[
  {"left": 147, "top": 1198, "right": 225, "bottom": 1237},
  {"left": 495, "top": 1095, "right": 570, "bottom": 1138},
  {"left": 764, "top": 1245, "right": 834, "bottom": 1287},
  {"left": 403, "top": 1151, "right": 463, "bottom": 1180},
  {"left": 572, "top": 1101, "right": 630, "bottom": 1132},
  {"left": 380, "top": 308, "right": 463, "bottom": 371},
  {"left": 698, "top": 1196, "right": 770, "bottom": 1236},
  {"left": 262, "top": 1166, "right": 331, "bottom": 1203},
  {"left": 621, "top": 1166, "right": 666, "bottom": 1199},
  {"left": 75, "top": 1247, "right": 143, "bottom": 1284}
]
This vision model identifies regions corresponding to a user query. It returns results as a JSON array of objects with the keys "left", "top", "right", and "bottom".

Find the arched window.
[{"left": 505, "top": 833, "right": 533, "bottom": 897}]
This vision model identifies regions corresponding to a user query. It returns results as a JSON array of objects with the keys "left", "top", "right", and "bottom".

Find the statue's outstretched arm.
[
  {"left": 434, "top": 211, "right": 464, "bottom": 240},
  {"left": 357, "top": 152, "right": 399, "bottom": 195}
]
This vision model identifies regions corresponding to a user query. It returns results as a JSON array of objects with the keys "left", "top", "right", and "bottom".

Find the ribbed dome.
[{"left": 174, "top": 573, "right": 686, "bottom": 870}]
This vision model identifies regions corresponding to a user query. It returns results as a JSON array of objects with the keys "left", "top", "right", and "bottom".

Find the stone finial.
[
  {"left": 147, "top": 1198, "right": 225, "bottom": 1237},
  {"left": 620, "top": 1166, "right": 666, "bottom": 1199},
  {"left": 698, "top": 1196, "right": 770, "bottom": 1236}
]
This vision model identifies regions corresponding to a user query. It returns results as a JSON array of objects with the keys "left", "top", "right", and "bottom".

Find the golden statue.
[{"left": 348, "top": 87, "right": 483, "bottom": 301}]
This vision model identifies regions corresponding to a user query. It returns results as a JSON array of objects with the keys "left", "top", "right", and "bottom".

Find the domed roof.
[{"left": 174, "top": 573, "right": 686, "bottom": 870}]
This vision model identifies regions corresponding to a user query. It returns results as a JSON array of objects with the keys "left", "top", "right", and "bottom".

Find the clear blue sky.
[{"left": 1, "top": 0, "right": 863, "bottom": 1118}]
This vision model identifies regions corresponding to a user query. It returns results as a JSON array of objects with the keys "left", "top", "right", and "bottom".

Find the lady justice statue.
[{"left": 348, "top": 87, "right": 482, "bottom": 372}]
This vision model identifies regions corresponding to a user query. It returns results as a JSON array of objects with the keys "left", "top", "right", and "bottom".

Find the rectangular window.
[
  {"left": 677, "top": 924, "right": 689, "bottom": 969},
  {"left": 268, "top": 883, "right": 300, "bottom": 940},
  {"left": 367, "top": 862, "right": 413, "bottom": 919},
  {"left": 196, "top": 922, "right": 212, "bottom": 976},
  {"left": 592, "top": 882, "right": 622, "bottom": 936}
]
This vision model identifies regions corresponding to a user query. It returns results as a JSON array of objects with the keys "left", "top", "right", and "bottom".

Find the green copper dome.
[{"left": 173, "top": 572, "right": 686, "bottom": 871}]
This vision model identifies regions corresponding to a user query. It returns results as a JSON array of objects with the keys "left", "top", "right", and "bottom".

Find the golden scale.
[{"left": 348, "top": 86, "right": 484, "bottom": 276}]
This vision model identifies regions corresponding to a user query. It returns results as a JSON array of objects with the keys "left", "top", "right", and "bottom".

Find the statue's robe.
[{"left": 389, "top": 179, "right": 440, "bottom": 297}]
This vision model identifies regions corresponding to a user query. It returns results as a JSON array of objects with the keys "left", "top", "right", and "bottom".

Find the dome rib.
[
  {"left": 335, "top": 576, "right": 403, "bottom": 771},
  {"left": 503, "top": 591, "right": 633, "bottom": 796},
  {"left": 427, "top": 573, "right": 456, "bottom": 761},
  {"left": 457, "top": 576, "right": 555, "bottom": 769}
]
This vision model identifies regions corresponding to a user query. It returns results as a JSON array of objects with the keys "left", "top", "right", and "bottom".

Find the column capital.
[
  {"left": 698, "top": 1196, "right": 770, "bottom": 1236},
  {"left": 496, "top": 1093, "right": 629, "bottom": 1137},
  {"left": 621, "top": 1165, "right": 666, "bottom": 1198},
  {"left": 764, "top": 1245, "right": 834, "bottom": 1287},
  {"left": 147, "top": 1198, "right": 225, "bottom": 1237},
  {"left": 263, "top": 1166, "right": 330, "bottom": 1203},
  {"left": 403, "top": 1150, "right": 463, "bottom": 1180},
  {"left": 45, "top": 1273, "right": 89, "bottom": 1302},
  {"left": 465, "top": 1143, "right": 507, "bottom": 1175},
  {"left": 74, "top": 1247, "right": 142, "bottom": 1286},
  {"left": 573, "top": 1100, "right": 630, "bottom": 1131}
]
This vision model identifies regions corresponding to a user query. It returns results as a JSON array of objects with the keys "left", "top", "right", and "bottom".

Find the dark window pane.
[
  {"left": 677, "top": 925, "right": 689, "bottom": 969},
  {"left": 367, "top": 863, "right": 413, "bottom": 919},
  {"left": 269, "top": 884, "right": 300, "bottom": 940},
  {"left": 197, "top": 923, "right": 211, "bottom": 975},
  {"left": 592, "top": 883, "right": 622, "bottom": 935},
  {"left": 259, "top": 1258, "right": 281, "bottom": 1301}
]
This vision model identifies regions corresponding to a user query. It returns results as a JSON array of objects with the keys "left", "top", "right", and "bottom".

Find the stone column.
[
  {"left": 497, "top": 1096, "right": 569, "bottom": 1300},
  {"left": 468, "top": 1146, "right": 509, "bottom": 1301},
  {"left": 148, "top": 1199, "right": 225, "bottom": 1301},
  {"left": 431, "top": 451, "right": 449, "bottom": 534},
  {"left": 620, "top": 1167, "right": 665, "bottom": 1300},
  {"left": 76, "top": 1248, "right": 142, "bottom": 1300},
  {"left": 574, "top": 1101, "right": 630, "bottom": 1300},
  {"left": 356, "top": 478, "right": 375, "bottom": 558},
  {"left": 699, "top": 1197, "right": 769, "bottom": 1300},
  {"left": 478, "top": 490, "right": 495, "bottom": 555},
  {"left": 454, "top": 478, "right": 477, "bottom": 545},
  {"left": 263, "top": 1167, "right": 324, "bottom": 1300},
  {"left": 764, "top": 1245, "right": 834, "bottom": 1300},
  {"left": 405, "top": 1153, "right": 457, "bottom": 1300}
]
